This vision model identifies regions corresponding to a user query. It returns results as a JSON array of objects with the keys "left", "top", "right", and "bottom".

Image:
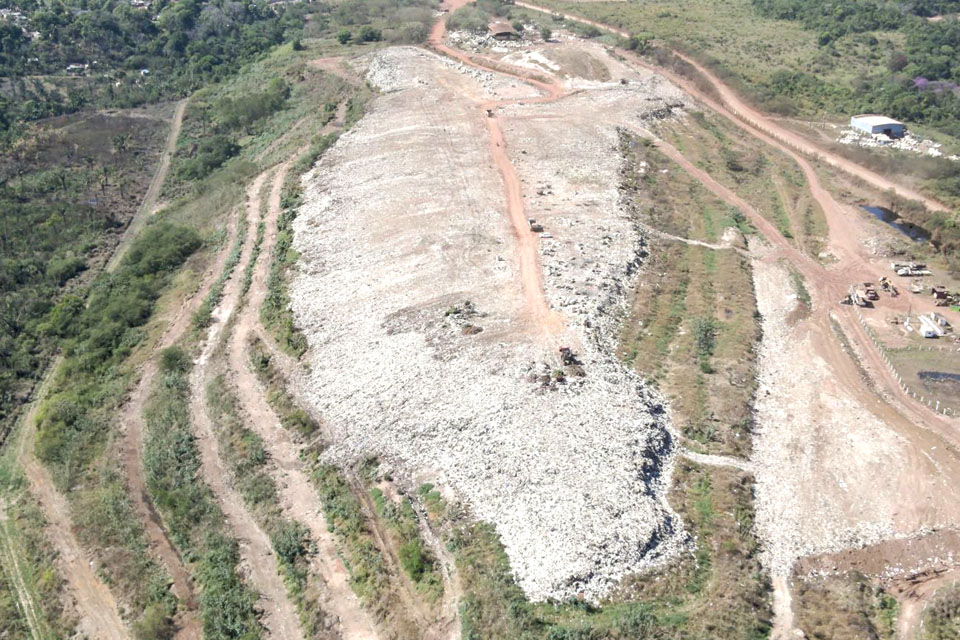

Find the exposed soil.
[
  {"left": 227, "top": 153, "right": 384, "bottom": 640},
  {"left": 15, "top": 375, "right": 129, "bottom": 640},
  {"left": 192, "top": 171, "right": 305, "bottom": 640}
]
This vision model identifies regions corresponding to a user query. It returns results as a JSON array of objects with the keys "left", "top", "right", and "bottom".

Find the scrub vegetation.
[{"left": 618, "top": 132, "right": 762, "bottom": 458}]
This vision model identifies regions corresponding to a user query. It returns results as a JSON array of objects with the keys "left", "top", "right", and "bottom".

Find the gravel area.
[
  {"left": 289, "top": 46, "right": 690, "bottom": 601},
  {"left": 751, "top": 246, "right": 908, "bottom": 577}
]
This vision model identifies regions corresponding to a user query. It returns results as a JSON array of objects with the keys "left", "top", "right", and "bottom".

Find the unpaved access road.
[
  {"left": 516, "top": 1, "right": 947, "bottom": 213},
  {"left": 108, "top": 98, "right": 189, "bottom": 271},
  {"left": 192, "top": 171, "right": 305, "bottom": 640},
  {"left": 118, "top": 199, "right": 245, "bottom": 640},
  {"left": 227, "top": 154, "right": 384, "bottom": 640}
]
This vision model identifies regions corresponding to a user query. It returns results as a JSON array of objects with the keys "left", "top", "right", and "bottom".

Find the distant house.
[
  {"left": 489, "top": 19, "right": 520, "bottom": 41},
  {"left": 850, "top": 114, "right": 906, "bottom": 138}
]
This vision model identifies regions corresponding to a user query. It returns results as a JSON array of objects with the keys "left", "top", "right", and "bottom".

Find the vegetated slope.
[{"left": 0, "top": 107, "right": 167, "bottom": 445}]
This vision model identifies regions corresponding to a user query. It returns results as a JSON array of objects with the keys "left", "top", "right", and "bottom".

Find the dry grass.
[
  {"left": 793, "top": 574, "right": 898, "bottom": 640},
  {"left": 619, "top": 134, "right": 760, "bottom": 457}
]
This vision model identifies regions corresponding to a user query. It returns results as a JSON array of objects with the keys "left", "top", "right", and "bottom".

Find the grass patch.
[
  {"left": 308, "top": 464, "right": 419, "bottom": 636},
  {"left": 794, "top": 573, "right": 897, "bottom": 640},
  {"left": 659, "top": 113, "right": 826, "bottom": 258},
  {"left": 619, "top": 132, "right": 760, "bottom": 457},
  {"left": 204, "top": 373, "right": 332, "bottom": 636},
  {"left": 368, "top": 486, "right": 444, "bottom": 603},
  {"left": 789, "top": 269, "right": 813, "bottom": 310},
  {"left": 192, "top": 208, "right": 248, "bottom": 330},
  {"left": 247, "top": 336, "right": 319, "bottom": 438},
  {"left": 0, "top": 448, "right": 76, "bottom": 640},
  {"left": 143, "top": 347, "right": 262, "bottom": 640}
]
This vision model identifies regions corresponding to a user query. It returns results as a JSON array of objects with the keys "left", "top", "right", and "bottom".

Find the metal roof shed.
[{"left": 850, "top": 114, "right": 906, "bottom": 138}]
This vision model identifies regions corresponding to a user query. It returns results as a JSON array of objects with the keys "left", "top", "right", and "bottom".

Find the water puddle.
[
  {"left": 861, "top": 205, "right": 931, "bottom": 242},
  {"left": 919, "top": 371, "right": 960, "bottom": 383}
]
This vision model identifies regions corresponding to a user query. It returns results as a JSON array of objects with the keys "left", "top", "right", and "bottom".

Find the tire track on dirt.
[
  {"left": 119, "top": 203, "right": 244, "bottom": 640},
  {"left": 2, "top": 97, "right": 191, "bottom": 640},
  {"left": 0, "top": 505, "right": 45, "bottom": 640},
  {"left": 192, "top": 170, "right": 305, "bottom": 640},
  {"left": 228, "top": 157, "right": 382, "bottom": 640}
]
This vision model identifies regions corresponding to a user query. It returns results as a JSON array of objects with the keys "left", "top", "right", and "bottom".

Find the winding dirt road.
[
  {"left": 191, "top": 171, "right": 306, "bottom": 640},
  {"left": 227, "top": 156, "right": 382, "bottom": 640},
  {"left": 118, "top": 202, "right": 245, "bottom": 640}
]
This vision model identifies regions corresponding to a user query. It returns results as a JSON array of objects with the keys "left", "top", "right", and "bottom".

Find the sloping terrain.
[{"left": 290, "top": 46, "right": 691, "bottom": 601}]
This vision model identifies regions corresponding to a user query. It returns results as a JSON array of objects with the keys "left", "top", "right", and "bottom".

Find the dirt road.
[
  {"left": 118, "top": 200, "right": 245, "bottom": 640},
  {"left": 227, "top": 158, "right": 382, "bottom": 640},
  {"left": 15, "top": 370, "right": 130, "bottom": 640},
  {"left": 429, "top": 0, "right": 565, "bottom": 337},
  {"left": 514, "top": 1, "right": 948, "bottom": 213},
  {"left": 191, "top": 171, "right": 305, "bottom": 640},
  {"left": 108, "top": 98, "right": 189, "bottom": 271}
]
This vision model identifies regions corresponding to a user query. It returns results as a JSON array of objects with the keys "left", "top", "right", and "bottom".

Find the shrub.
[
  {"left": 176, "top": 135, "right": 240, "bottom": 181},
  {"left": 398, "top": 539, "right": 426, "bottom": 582},
  {"left": 47, "top": 255, "right": 87, "bottom": 285},
  {"left": 337, "top": 28, "right": 352, "bottom": 44},
  {"left": 216, "top": 78, "right": 290, "bottom": 132},
  {"left": 160, "top": 346, "right": 191, "bottom": 374},
  {"left": 447, "top": 6, "right": 489, "bottom": 33},
  {"left": 357, "top": 25, "right": 382, "bottom": 42}
]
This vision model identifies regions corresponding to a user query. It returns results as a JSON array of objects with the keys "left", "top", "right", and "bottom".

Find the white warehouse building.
[{"left": 850, "top": 114, "right": 906, "bottom": 138}]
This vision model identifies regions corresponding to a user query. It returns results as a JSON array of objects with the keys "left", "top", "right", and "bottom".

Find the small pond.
[
  {"left": 919, "top": 371, "right": 960, "bottom": 383},
  {"left": 861, "top": 205, "right": 932, "bottom": 242}
]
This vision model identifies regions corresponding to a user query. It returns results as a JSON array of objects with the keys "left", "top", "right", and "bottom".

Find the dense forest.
[
  {"left": 0, "top": 0, "right": 310, "bottom": 136},
  {"left": 752, "top": 0, "right": 960, "bottom": 136}
]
